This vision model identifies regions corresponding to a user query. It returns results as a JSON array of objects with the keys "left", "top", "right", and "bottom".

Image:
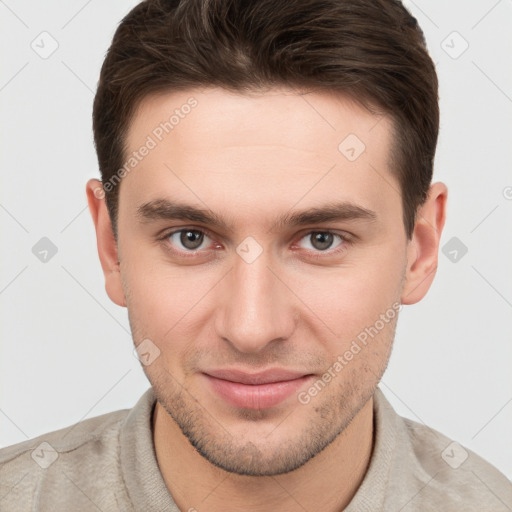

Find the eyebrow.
[{"left": 136, "top": 198, "right": 377, "bottom": 232}]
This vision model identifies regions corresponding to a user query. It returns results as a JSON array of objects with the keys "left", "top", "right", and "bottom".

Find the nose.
[{"left": 214, "top": 244, "right": 297, "bottom": 354}]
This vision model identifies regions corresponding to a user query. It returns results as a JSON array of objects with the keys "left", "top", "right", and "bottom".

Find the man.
[{"left": 1, "top": 0, "right": 511, "bottom": 510}]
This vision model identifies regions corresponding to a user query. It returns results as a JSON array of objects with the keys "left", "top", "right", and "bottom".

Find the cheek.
[
  {"left": 294, "top": 248, "right": 405, "bottom": 343},
  {"left": 121, "top": 245, "right": 219, "bottom": 344}
]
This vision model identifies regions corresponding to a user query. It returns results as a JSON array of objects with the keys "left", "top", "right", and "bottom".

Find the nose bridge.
[{"left": 215, "top": 242, "right": 295, "bottom": 353}]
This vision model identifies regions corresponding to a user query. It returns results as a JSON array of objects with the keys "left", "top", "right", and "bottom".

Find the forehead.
[
  {"left": 127, "top": 86, "right": 390, "bottom": 156},
  {"left": 120, "top": 87, "right": 400, "bottom": 232}
]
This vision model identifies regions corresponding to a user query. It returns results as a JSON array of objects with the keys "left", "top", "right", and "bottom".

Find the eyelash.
[{"left": 157, "top": 227, "right": 353, "bottom": 260}]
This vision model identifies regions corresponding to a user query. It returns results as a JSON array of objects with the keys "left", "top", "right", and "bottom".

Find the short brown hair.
[{"left": 93, "top": 0, "right": 438, "bottom": 240}]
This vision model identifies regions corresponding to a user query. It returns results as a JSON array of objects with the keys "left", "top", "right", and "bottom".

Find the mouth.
[{"left": 202, "top": 368, "right": 315, "bottom": 410}]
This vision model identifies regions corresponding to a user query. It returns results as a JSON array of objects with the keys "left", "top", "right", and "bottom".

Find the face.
[{"left": 115, "top": 87, "right": 409, "bottom": 476}]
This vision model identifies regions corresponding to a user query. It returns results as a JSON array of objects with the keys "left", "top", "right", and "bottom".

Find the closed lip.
[{"left": 203, "top": 368, "right": 312, "bottom": 385}]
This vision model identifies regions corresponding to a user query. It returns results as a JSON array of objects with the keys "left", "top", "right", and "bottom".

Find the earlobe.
[
  {"left": 401, "top": 182, "right": 448, "bottom": 305},
  {"left": 86, "top": 178, "right": 127, "bottom": 308}
]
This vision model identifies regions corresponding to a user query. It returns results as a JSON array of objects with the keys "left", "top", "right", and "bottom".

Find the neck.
[{"left": 153, "top": 397, "right": 374, "bottom": 512}]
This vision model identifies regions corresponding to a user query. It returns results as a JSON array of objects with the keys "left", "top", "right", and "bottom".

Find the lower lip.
[{"left": 203, "top": 374, "right": 313, "bottom": 410}]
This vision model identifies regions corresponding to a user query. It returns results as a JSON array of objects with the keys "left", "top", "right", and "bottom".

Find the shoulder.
[
  {"left": 0, "top": 407, "right": 130, "bottom": 510},
  {"left": 396, "top": 410, "right": 512, "bottom": 510},
  {"left": 0, "top": 407, "right": 129, "bottom": 464},
  {"left": 367, "top": 388, "right": 512, "bottom": 511}
]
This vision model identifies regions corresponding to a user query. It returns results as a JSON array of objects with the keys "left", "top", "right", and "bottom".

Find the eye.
[
  {"left": 166, "top": 229, "right": 213, "bottom": 251},
  {"left": 158, "top": 227, "right": 351, "bottom": 261},
  {"left": 296, "top": 231, "right": 346, "bottom": 252}
]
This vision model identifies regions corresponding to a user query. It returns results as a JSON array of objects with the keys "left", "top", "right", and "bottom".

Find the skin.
[{"left": 86, "top": 86, "right": 447, "bottom": 512}]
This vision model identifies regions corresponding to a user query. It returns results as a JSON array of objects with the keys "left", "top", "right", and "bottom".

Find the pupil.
[{"left": 313, "top": 232, "right": 332, "bottom": 250}]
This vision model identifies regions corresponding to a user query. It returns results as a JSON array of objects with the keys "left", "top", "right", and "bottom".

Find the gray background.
[{"left": 1, "top": 0, "right": 511, "bottom": 479}]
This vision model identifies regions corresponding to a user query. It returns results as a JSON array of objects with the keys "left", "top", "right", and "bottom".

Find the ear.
[
  {"left": 401, "top": 182, "right": 448, "bottom": 305},
  {"left": 86, "top": 178, "right": 127, "bottom": 307}
]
